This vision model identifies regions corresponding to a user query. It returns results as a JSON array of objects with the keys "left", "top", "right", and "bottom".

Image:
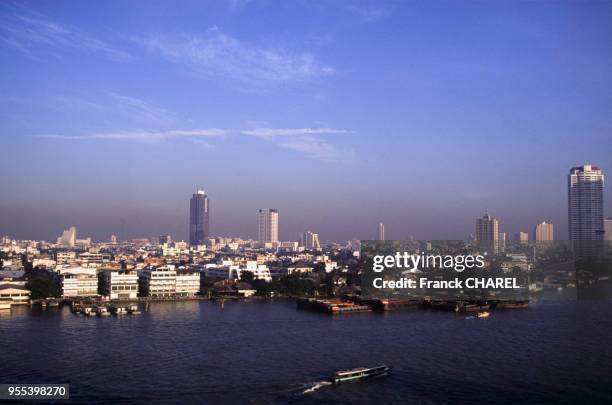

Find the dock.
[
  {"left": 297, "top": 297, "right": 530, "bottom": 314},
  {"left": 296, "top": 298, "right": 372, "bottom": 314}
]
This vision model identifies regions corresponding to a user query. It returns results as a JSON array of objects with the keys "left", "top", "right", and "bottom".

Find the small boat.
[
  {"left": 71, "top": 303, "right": 83, "bottom": 314},
  {"left": 497, "top": 301, "right": 529, "bottom": 309},
  {"left": 332, "top": 365, "right": 390, "bottom": 384},
  {"left": 83, "top": 307, "right": 95, "bottom": 316},
  {"left": 96, "top": 307, "right": 111, "bottom": 316},
  {"left": 47, "top": 299, "right": 60, "bottom": 308},
  {"left": 455, "top": 302, "right": 491, "bottom": 313},
  {"left": 127, "top": 304, "right": 140, "bottom": 315},
  {"left": 110, "top": 305, "right": 127, "bottom": 315},
  {"left": 476, "top": 311, "right": 490, "bottom": 318}
]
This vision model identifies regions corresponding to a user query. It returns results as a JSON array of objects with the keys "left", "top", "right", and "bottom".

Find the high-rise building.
[
  {"left": 301, "top": 231, "right": 321, "bottom": 250},
  {"left": 534, "top": 221, "right": 554, "bottom": 242},
  {"left": 159, "top": 234, "right": 172, "bottom": 245},
  {"left": 568, "top": 165, "right": 604, "bottom": 240},
  {"left": 475, "top": 214, "right": 500, "bottom": 253},
  {"left": 258, "top": 209, "right": 279, "bottom": 243},
  {"left": 515, "top": 232, "right": 529, "bottom": 244},
  {"left": 189, "top": 189, "right": 210, "bottom": 246},
  {"left": 475, "top": 214, "right": 499, "bottom": 242},
  {"left": 499, "top": 232, "right": 507, "bottom": 252},
  {"left": 110, "top": 234, "right": 118, "bottom": 244},
  {"left": 604, "top": 218, "right": 612, "bottom": 241},
  {"left": 57, "top": 226, "right": 77, "bottom": 247},
  {"left": 377, "top": 222, "right": 385, "bottom": 241}
]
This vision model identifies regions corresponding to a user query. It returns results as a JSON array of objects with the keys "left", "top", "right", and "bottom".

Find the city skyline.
[{"left": 1, "top": 1, "right": 612, "bottom": 241}]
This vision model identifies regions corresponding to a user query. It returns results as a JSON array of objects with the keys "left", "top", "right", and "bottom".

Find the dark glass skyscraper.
[
  {"left": 189, "top": 189, "right": 210, "bottom": 245},
  {"left": 568, "top": 165, "right": 604, "bottom": 240}
]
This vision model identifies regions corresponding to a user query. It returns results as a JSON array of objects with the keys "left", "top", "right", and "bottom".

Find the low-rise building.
[
  {"left": 0, "top": 285, "right": 30, "bottom": 304},
  {"left": 59, "top": 267, "right": 98, "bottom": 298},
  {"left": 56, "top": 251, "right": 77, "bottom": 265},
  {"left": 139, "top": 265, "right": 176, "bottom": 297},
  {"left": 239, "top": 261, "right": 272, "bottom": 282},
  {"left": 100, "top": 270, "right": 138, "bottom": 299},
  {"left": 287, "top": 262, "right": 314, "bottom": 275},
  {"left": 175, "top": 270, "right": 200, "bottom": 296}
]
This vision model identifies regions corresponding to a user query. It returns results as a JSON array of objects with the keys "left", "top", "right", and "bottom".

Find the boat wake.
[{"left": 301, "top": 380, "right": 332, "bottom": 394}]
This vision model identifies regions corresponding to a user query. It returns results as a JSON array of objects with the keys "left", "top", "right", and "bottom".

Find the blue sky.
[{"left": 1, "top": 0, "right": 611, "bottom": 242}]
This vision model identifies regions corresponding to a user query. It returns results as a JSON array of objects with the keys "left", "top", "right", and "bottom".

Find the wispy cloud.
[
  {"left": 138, "top": 30, "right": 334, "bottom": 85},
  {"left": 280, "top": 137, "right": 354, "bottom": 162},
  {"left": 107, "top": 93, "right": 176, "bottom": 126},
  {"left": 54, "top": 92, "right": 179, "bottom": 128},
  {"left": 241, "top": 127, "right": 353, "bottom": 138},
  {"left": 0, "top": 5, "right": 130, "bottom": 61},
  {"left": 242, "top": 127, "right": 354, "bottom": 161},
  {"left": 36, "top": 129, "right": 226, "bottom": 143},
  {"left": 344, "top": 3, "right": 388, "bottom": 22}
]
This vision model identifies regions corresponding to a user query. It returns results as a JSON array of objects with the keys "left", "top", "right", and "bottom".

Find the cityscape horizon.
[{"left": 3, "top": 164, "right": 609, "bottom": 244}]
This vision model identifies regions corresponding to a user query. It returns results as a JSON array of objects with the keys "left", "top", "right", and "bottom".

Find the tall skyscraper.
[
  {"left": 475, "top": 214, "right": 500, "bottom": 253},
  {"left": 568, "top": 165, "right": 604, "bottom": 240},
  {"left": 534, "top": 221, "right": 554, "bottom": 242},
  {"left": 189, "top": 189, "right": 210, "bottom": 246},
  {"left": 604, "top": 218, "right": 612, "bottom": 241},
  {"left": 301, "top": 231, "right": 321, "bottom": 250},
  {"left": 377, "top": 222, "right": 385, "bottom": 241},
  {"left": 57, "top": 226, "right": 77, "bottom": 247},
  {"left": 258, "top": 209, "right": 279, "bottom": 243}
]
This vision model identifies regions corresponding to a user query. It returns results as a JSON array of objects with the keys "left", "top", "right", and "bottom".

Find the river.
[{"left": 1, "top": 299, "right": 611, "bottom": 404}]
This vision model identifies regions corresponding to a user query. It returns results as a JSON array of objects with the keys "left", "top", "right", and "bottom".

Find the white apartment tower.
[
  {"left": 568, "top": 165, "right": 604, "bottom": 240},
  {"left": 258, "top": 209, "right": 279, "bottom": 243}
]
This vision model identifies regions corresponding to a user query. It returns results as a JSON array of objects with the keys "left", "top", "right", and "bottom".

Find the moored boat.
[
  {"left": 96, "top": 307, "right": 111, "bottom": 316},
  {"left": 455, "top": 302, "right": 491, "bottom": 313},
  {"left": 476, "top": 311, "right": 490, "bottom": 318},
  {"left": 497, "top": 301, "right": 529, "bottom": 309},
  {"left": 332, "top": 365, "right": 390, "bottom": 384},
  {"left": 47, "top": 299, "right": 60, "bottom": 308},
  {"left": 110, "top": 304, "right": 127, "bottom": 315},
  {"left": 127, "top": 304, "right": 140, "bottom": 314}
]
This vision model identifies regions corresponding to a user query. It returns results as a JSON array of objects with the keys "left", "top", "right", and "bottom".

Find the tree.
[
  {"left": 240, "top": 270, "right": 255, "bottom": 284},
  {"left": 27, "top": 274, "right": 61, "bottom": 299}
]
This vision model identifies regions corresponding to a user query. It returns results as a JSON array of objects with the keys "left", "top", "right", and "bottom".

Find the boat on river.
[{"left": 332, "top": 365, "right": 390, "bottom": 384}]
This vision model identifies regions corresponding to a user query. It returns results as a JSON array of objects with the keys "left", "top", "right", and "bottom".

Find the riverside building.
[
  {"left": 139, "top": 265, "right": 177, "bottom": 297},
  {"left": 100, "top": 269, "right": 138, "bottom": 299},
  {"left": 59, "top": 267, "right": 98, "bottom": 298}
]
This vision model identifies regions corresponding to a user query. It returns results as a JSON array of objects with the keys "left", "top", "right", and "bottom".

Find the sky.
[{"left": 1, "top": 0, "right": 611, "bottom": 242}]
